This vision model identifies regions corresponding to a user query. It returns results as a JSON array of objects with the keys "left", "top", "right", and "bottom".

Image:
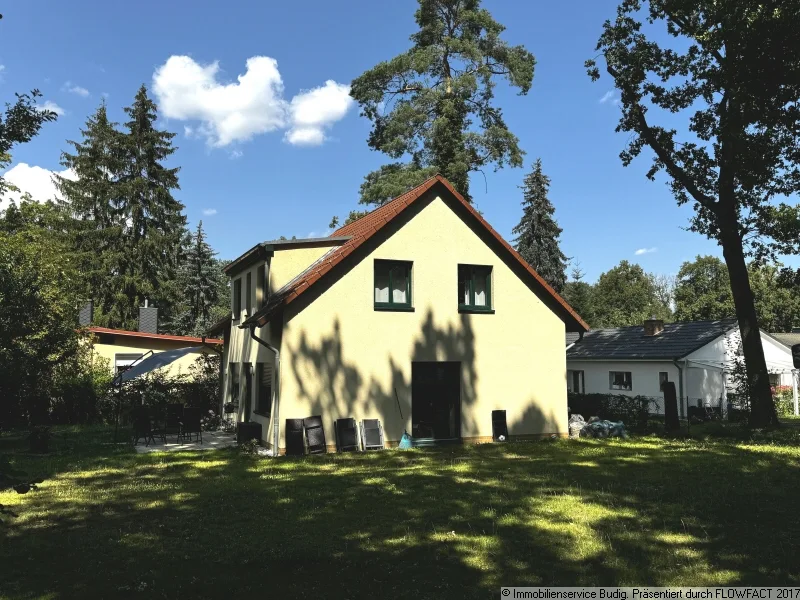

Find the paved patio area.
[{"left": 133, "top": 430, "right": 237, "bottom": 454}]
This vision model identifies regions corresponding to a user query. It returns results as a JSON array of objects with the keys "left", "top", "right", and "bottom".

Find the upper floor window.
[
  {"left": 374, "top": 260, "right": 412, "bottom": 311},
  {"left": 245, "top": 272, "right": 252, "bottom": 316},
  {"left": 610, "top": 371, "right": 632, "bottom": 391},
  {"left": 232, "top": 278, "right": 242, "bottom": 320},
  {"left": 458, "top": 264, "right": 493, "bottom": 312}
]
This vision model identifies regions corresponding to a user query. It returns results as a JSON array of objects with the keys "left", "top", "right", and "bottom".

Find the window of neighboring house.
[
  {"left": 115, "top": 353, "right": 143, "bottom": 375},
  {"left": 255, "top": 362, "right": 273, "bottom": 417},
  {"left": 246, "top": 272, "right": 252, "bottom": 316},
  {"left": 229, "top": 363, "right": 240, "bottom": 405},
  {"left": 567, "top": 370, "right": 585, "bottom": 394},
  {"left": 659, "top": 372, "right": 669, "bottom": 392},
  {"left": 374, "top": 260, "right": 413, "bottom": 310},
  {"left": 458, "top": 264, "right": 493, "bottom": 312},
  {"left": 232, "top": 278, "right": 242, "bottom": 320},
  {"left": 609, "top": 371, "right": 632, "bottom": 391}
]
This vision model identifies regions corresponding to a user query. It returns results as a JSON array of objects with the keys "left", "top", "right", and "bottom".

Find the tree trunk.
[{"left": 718, "top": 217, "right": 779, "bottom": 428}]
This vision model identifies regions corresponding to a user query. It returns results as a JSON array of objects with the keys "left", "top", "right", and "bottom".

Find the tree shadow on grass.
[{"left": 3, "top": 435, "right": 800, "bottom": 598}]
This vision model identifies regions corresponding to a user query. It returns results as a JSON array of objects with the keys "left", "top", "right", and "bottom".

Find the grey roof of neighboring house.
[
  {"left": 769, "top": 332, "right": 800, "bottom": 348},
  {"left": 565, "top": 332, "right": 581, "bottom": 347},
  {"left": 566, "top": 319, "right": 738, "bottom": 360}
]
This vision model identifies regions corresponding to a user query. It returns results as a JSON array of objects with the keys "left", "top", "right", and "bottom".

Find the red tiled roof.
[
  {"left": 86, "top": 326, "right": 224, "bottom": 345},
  {"left": 244, "top": 175, "right": 589, "bottom": 331}
]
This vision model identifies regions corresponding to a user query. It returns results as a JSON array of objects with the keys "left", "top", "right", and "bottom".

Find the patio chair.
[
  {"left": 303, "top": 415, "right": 327, "bottom": 454},
  {"left": 180, "top": 407, "right": 203, "bottom": 444},
  {"left": 360, "top": 419, "right": 385, "bottom": 450},
  {"left": 285, "top": 419, "right": 305, "bottom": 456},
  {"left": 131, "top": 406, "right": 156, "bottom": 447},
  {"left": 334, "top": 418, "right": 359, "bottom": 452},
  {"left": 159, "top": 403, "right": 184, "bottom": 444}
]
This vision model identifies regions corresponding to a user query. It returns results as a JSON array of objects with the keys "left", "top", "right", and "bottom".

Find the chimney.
[
  {"left": 643, "top": 317, "right": 664, "bottom": 337},
  {"left": 78, "top": 300, "right": 94, "bottom": 326},
  {"left": 139, "top": 301, "right": 159, "bottom": 334}
]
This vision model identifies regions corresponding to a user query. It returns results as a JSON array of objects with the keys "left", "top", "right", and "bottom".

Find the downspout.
[{"left": 249, "top": 324, "right": 280, "bottom": 457}]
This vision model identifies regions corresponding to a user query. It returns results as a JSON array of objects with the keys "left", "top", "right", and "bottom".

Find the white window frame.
[{"left": 609, "top": 371, "right": 632, "bottom": 391}]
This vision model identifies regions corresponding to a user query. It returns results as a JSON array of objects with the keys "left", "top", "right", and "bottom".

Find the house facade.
[
  {"left": 566, "top": 319, "right": 795, "bottom": 415},
  {"left": 217, "top": 175, "right": 587, "bottom": 453}
]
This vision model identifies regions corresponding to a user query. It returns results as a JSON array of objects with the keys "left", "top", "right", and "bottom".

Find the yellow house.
[
  {"left": 87, "top": 326, "right": 223, "bottom": 378},
  {"left": 215, "top": 175, "right": 587, "bottom": 454}
]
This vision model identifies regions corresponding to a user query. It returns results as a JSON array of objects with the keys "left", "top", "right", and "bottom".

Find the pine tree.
[
  {"left": 350, "top": 0, "right": 535, "bottom": 206},
  {"left": 114, "top": 85, "right": 186, "bottom": 329},
  {"left": 562, "top": 264, "right": 595, "bottom": 327},
  {"left": 55, "top": 102, "right": 126, "bottom": 325},
  {"left": 179, "top": 221, "right": 219, "bottom": 335},
  {"left": 512, "top": 159, "right": 567, "bottom": 292}
]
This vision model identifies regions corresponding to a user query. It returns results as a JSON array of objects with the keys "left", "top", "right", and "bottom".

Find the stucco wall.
[
  {"left": 270, "top": 246, "right": 335, "bottom": 292},
  {"left": 267, "top": 192, "right": 569, "bottom": 450},
  {"left": 566, "top": 359, "right": 679, "bottom": 413}
]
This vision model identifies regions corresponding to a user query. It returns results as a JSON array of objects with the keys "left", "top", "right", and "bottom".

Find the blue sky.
[{"left": 1, "top": 0, "right": 734, "bottom": 282}]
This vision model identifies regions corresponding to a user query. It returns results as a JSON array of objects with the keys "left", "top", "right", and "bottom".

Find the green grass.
[{"left": 2, "top": 427, "right": 800, "bottom": 598}]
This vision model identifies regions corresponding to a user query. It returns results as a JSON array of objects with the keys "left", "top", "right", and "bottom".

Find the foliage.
[
  {"left": 0, "top": 215, "right": 83, "bottom": 427},
  {"left": 592, "top": 260, "right": 671, "bottom": 327},
  {"left": 512, "top": 159, "right": 567, "bottom": 292},
  {"left": 674, "top": 255, "right": 735, "bottom": 321},
  {"left": 562, "top": 264, "right": 596, "bottom": 327},
  {"left": 168, "top": 222, "right": 227, "bottom": 336},
  {"left": 587, "top": 0, "right": 800, "bottom": 427},
  {"left": 772, "top": 385, "right": 795, "bottom": 419},
  {"left": 568, "top": 392, "right": 654, "bottom": 431},
  {"left": 674, "top": 255, "right": 800, "bottom": 331},
  {"left": 49, "top": 343, "right": 113, "bottom": 425},
  {"left": 350, "top": 0, "right": 535, "bottom": 205},
  {"left": 0, "top": 89, "right": 58, "bottom": 197},
  {"left": 116, "top": 354, "right": 221, "bottom": 430},
  {"left": 56, "top": 88, "right": 186, "bottom": 331}
]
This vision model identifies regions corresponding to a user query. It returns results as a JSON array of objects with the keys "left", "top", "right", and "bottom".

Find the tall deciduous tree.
[
  {"left": 674, "top": 255, "right": 735, "bottom": 321},
  {"left": 0, "top": 90, "right": 58, "bottom": 198},
  {"left": 56, "top": 103, "right": 125, "bottom": 323},
  {"left": 587, "top": 1, "right": 800, "bottom": 426},
  {"left": 593, "top": 260, "right": 671, "bottom": 328},
  {"left": 350, "top": 0, "right": 535, "bottom": 205},
  {"left": 114, "top": 85, "right": 186, "bottom": 329},
  {"left": 512, "top": 159, "right": 567, "bottom": 292}
]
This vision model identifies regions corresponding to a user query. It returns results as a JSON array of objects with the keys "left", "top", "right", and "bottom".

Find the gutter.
[{"left": 248, "top": 324, "right": 281, "bottom": 457}]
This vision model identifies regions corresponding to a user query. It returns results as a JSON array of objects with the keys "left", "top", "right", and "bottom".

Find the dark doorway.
[{"left": 411, "top": 361, "right": 461, "bottom": 441}]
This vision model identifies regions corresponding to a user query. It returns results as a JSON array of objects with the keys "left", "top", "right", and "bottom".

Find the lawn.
[{"left": 2, "top": 427, "right": 800, "bottom": 599}]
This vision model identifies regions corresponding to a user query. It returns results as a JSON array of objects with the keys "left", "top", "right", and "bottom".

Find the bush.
[
  {"left": 568, "top": 392, "right": 655, "bottom": 432},
  {"left": 773, "top": 385, "right": 795, "bottom": 418}
]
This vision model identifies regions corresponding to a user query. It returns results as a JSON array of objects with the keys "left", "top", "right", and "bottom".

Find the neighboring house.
[
  {"left": 215, "top": 175, "right": 588, "bottom": 454},
  {"left": 85, "top": 306, "right": 222, "bottom": 377},
  {"left": 566, "top": 318, "right": 795, "bottom": 414}
]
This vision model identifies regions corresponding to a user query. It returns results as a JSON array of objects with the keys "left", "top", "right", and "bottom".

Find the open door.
[{"left": 411, "top": 361, "right": 461, "bottom": 442}]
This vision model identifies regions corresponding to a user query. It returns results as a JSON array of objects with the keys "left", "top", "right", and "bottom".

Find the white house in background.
[{"left": 566, "top": 318, "right": 795, "bottom": 415}]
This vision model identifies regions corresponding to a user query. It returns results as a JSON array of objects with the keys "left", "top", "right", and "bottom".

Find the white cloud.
[
  {"left": 184, "top": 125, "right": 194, "bottom": 137},
  {"left": 285, "top": 80, "right": 353, "bottom": 146},
  {"left": 36, "top": 100, "right": 64, "bottom": 116},
  {"left": 202, "top": 208, "right": 217, "bottom": 216},
  {"left": 228, "top": 149, "right": 243, "bottom": 160},
  {"left": 634, "top": 247, "right": 658, "bottom": 256},
  {"left": 152, "top": 55, "right": 353, "bottom": 148},
  {"left": 1, "top": 163, "right": 77, "bottom": 211},
  {"left": 64, "top": 81, "right": 90, "bottom": 97}
]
